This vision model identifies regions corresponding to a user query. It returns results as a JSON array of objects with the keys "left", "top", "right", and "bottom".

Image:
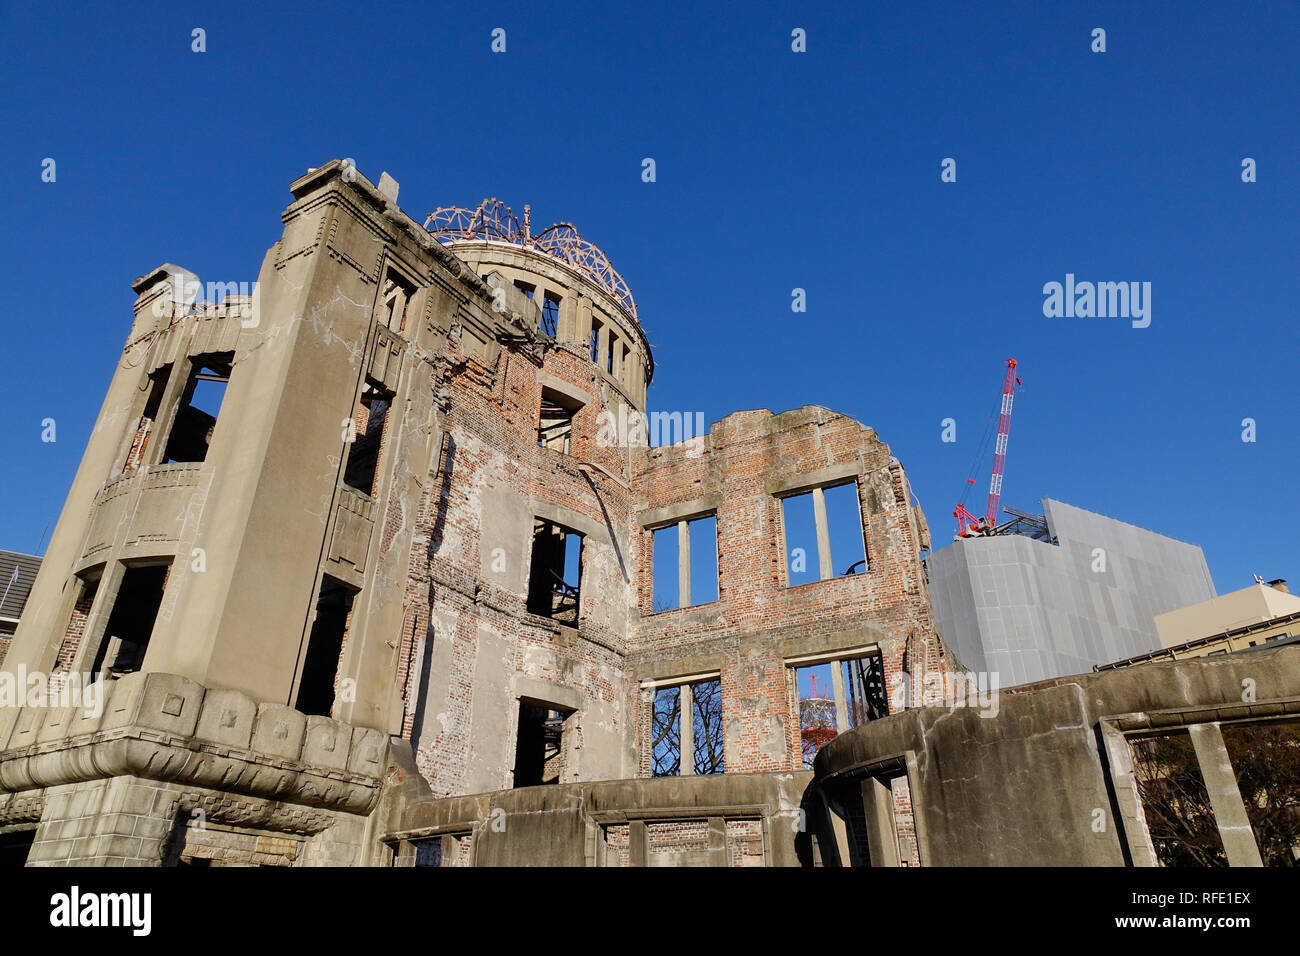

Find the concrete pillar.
[
  {"left": 679, "top": 682, "right": 694, "bottom": 775},
  {"left": 861, "top": 776, "right": 901, "bottom": 867},
  {"left": 707, "top": 816, "right": 728, "bottom": 866},
  {"left": 559, "top": 292, "right": 577, "bottom": 342},
  {"left": 1188, "top": 723, "right": 1263, "bottom": 866},
  {"left": 813, "top": 486, "right": 833, "bottom": 580},
  {"left": 830, "top": 659, "right": 849, "bottom": 734},
  {"left": 629, "top": 820, "right": 647, "bottom": 866},
  {"left": 578, "top": 297, "right": 593, "bottom": 354},
  {"left": 821, "top": 792, "right": 853, "bottom": 867},
  {"left": 596, "top": 322, "right": 610, "bottom": 373},
  {"left": 677, "top": 519, "right": 691, "bottom": 608}
]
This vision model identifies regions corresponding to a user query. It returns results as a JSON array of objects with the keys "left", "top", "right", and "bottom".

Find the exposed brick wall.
[
  {"left": 51, "top": 580, "right": 97, "bottom": 675},
  {"left": 628, "top": 407, "right": 950, "bottom": 775},
  {"left": 389, "top": 244, "right": 953, "bottom": 797},
  {"left": 726, "top": 818, "right": 764, "bottom": 867}
]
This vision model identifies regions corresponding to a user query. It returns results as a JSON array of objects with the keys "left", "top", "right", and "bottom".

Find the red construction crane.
[{"left": 954, "top": 358, "right": 1021, "bottom": 538}]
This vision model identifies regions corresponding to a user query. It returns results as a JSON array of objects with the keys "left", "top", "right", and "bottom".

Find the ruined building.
[
  {"left": 0, "top": 160, "right": 952, "bottom": 866},
  {"left": 6, "top": 162, "right": 1292, "bottom": 868}
]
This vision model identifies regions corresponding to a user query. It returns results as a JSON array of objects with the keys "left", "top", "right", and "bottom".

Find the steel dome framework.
[{"left": 425, "top": 199, "right": 639, "bottom": 323}]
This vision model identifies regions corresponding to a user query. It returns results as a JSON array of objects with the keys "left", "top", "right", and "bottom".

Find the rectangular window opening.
[
  {"left": 794, "top": 655, "right": 887, "bottom": 769},
  {"left": 381, "top": 271, "right": 416, "bottom": 334},
  {"left": 589, "top": 320, "right": 602, "bottom": 363},
  {"left": 513, "top": 280, "right": 535, "bottom": 300},
  {"left": 1219, "top": 719, "right": 1300, "bottom": 867},
  {"left": 412, "top": 838, "right": 442, "bottom": 867},
  {"left": 651, "top": 685, "right": 681, "bottom": 777},
  {"left": 690, "top": 678, "right": 724, "bottom": 774},
  {"left": 163, "top": 355, "right": 233, "bottom": 464},
  {"left": 1130, "top": 731, "right": 1227, "bottom": 867},
  {"left": 781, "top": 480, "right": 868, "bottom": 586},
  {"left": 651, "top": 514, "right": 718, "bottom": 611},
  {"left": 797, "top": 663, "right": 838, "bottom": 768},
  {"left": 124, "top": 365, "right": 171, "bottom": 473},
  {"left": 541, "top": 293, "right": 560, "bottom": 337},
  {"left": 91, "top": 563, "right": 170, "bottom": 681},
  {"left": 650, "top": 678, "right": 724, "bottom": 776},
  {"left": 513, "top": 699, "right": 574, "bottom": 787},
  {"left": 537, "top": 387, "right": 582, "bottom": 454},
  {"left": 343, "top": 380, "right": 394, "bottom": 496},
  {"left": 295, "top": 575, "right": 357, "bottom": 718},
  {"left": 526, "top": 519, "right": 583, "bottom": 623}
]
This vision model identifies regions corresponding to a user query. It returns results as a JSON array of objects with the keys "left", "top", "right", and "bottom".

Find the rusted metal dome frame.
[{"left": 425, "top": 198, "right": 639, "bottom": 322}]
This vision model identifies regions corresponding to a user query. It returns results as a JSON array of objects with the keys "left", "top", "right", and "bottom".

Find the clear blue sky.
[{"left": 1, "top": 1, "right": 1296, "bottom": 594}]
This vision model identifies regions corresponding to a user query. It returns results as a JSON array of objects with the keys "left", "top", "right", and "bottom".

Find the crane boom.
[
  {"left": 985, "top": 358, "right": 1018, "bottom": 527},
  {"left": 953, "top": 358, "right": 1021, "bottom": 538}
]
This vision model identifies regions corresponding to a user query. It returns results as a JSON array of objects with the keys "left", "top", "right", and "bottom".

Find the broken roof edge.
[{"left": 712, "top": 404, "right": 881, "bottom": 439}]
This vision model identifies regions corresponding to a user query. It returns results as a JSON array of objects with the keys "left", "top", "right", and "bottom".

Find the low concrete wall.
[
  {"left": 384, "top": 768, "right": 815, "bottom": 867},
  {"left": 812, "top": 646, "right": 1300, "bottom": 866}
]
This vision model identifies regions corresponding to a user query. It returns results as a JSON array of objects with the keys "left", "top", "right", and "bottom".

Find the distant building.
[
  {"left": 0, "top": 551, "right": 41, "bottom": 666},
  {"left": 1099, "top": 579, "right": 1300, "bottom": 669},
  {"left": 927, "top": 499, "right": 1216, "bottom": 685}
]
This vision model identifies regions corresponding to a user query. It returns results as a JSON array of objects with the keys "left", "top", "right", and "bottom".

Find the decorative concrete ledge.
[{"left": 0, "top": 672, "right": 386, "bottom": 816}]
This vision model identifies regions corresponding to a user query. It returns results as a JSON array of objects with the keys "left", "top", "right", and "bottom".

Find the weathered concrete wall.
[
  {"left": 383, "top": 764, "right": 814, "bottom": 867},
  {"left": 811, "top": 645, "right": 1300, "bottom": 866}
]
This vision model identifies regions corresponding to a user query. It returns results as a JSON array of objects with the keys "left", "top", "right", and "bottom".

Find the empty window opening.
[
  {"left": 124, "top": 365, "right": 171, "bottom": 473},
  {"left": 781, "top": 481, "right": 868, "bottom": 585},
  {"left": 90, "top": 563, "right": 170, "bottom": 681},
  {"left": 526, "top": 519, "right": 583, "bottom": 623},
  {"left": 412, "top": 838, "right": 442, "bottom": 867},
  {"left": 0, "top": 827, "right": 36, "bottom": 867},
  {"left": 163, "top": 356, "right": 232, "bottom": 464},
  {"left": 651, "top": 685, "right": 682, "bottom": 776},
  {"left": 797, "top": 663, "right": 837, "bottom": 768},
  {"left": 537, "top": 387, "right": 582, "bottom": 454},
  {"left": 541, "top": 293, "right": 560, "bottom": 337},
  {"left": 796, "top": 655, "right": 887, "bottom": 769},
  {"left": 295, "top": 576, "right": 357, "bottom": 718},
  {"left": 833, "top": 771, "right": 920, "bottom": 867},
  {"left": 381, "top": 273, "right": 416, "bottom": 334},
  {"left": 1130, "top": 732, "right": 1228, "bottom": 867},
  {"left": 513, "top": 280, "right": 535, "bottom": 300},
  {"left": 650, "top": 677, "right": 724, "bottom": 776},
  {"left": 343, "top": 380, "right": 393, "bottom": 496},
  {"left": 513, "top": 700, "right": 574, "bottom": 787},
  {"left": 606, "top": 334, "right": 616, "bottom": 374},
  {"left": 589, "top": 320, "right": 602, "bottom": 363},
  {"left": 54, "top": 571, "right": 100, "bottom": 675},
  {"left": 1220, "top": 719, "right": 1300, "bottom": 867},
  {"left": 651, "top": 514, "right": 718, "bottom": 611}
]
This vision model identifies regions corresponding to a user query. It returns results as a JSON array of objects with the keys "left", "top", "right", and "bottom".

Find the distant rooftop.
[{"left": 0, "top": 550, "right": 41, "bottom": 635}]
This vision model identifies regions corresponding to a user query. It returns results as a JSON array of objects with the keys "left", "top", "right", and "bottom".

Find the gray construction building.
[{"left": 927, "top": 499, "right": 1216, "bottom": 685}]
